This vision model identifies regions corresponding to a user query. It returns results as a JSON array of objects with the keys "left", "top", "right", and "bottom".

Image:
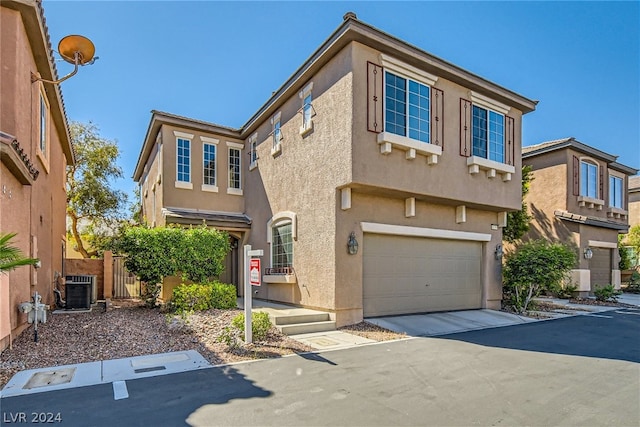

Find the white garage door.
[{"left": 363, "top": 234, "right": 483, "bottom": 317}]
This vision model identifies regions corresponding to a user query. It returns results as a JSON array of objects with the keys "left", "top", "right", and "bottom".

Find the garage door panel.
[{"left": 363, "top": 234, "right": 482, "bottom": 317}]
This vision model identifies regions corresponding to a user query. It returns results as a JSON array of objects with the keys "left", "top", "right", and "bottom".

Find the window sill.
[
  {"left": 376, "top": 132, "right": 442, "bottom": 164},
  {"left": 201, "top": 184, "right": 218, "bottom": 193},
  {"left": 466, "top": 156, "right": 515, "bottom": 181},
  {"left": 577, "top": 196, "right": 604, "bottom": 210},
  {"left": 607, "top": 207, "right": 628, "bottom": 219},
  {"left": 227, "top": 187, "right": 243, "bottom": 196},
  {"left": 175, "top": 181, "right": 193, "bottom": 190},
  {"left": 299, "top": 121, "right": 314, "bottom": 137},
  {"left": 271, "top": 143, "right": 282, "bottom": 157},
  {"left": 263, "top": 274, "right": 297, "bottom": 284},
  {"left": 249, "top": 162, "right": 258, "bottom": 171}
]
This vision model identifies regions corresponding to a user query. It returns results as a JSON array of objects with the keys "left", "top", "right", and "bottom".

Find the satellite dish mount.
[{"left": 31, "top": 34, "right": 97, "bottom": 84}]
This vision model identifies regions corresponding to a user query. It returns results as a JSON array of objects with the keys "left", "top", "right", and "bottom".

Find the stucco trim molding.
[
  {"left": 587, "top": 240, "right": 617, "bottom": 249},
  {"left": 361, "top": 222, "right": 491, "bottom": 242},
  {"left": 267, "top": 211, "right": 298, "bottom": 243},
  {"left": 467, "top": 156, "right": 515, "bottom": 181},
  {"left": 469, "top": 91, "right": 510, "bottom": 115},
  {"left": 379, "top": 54, "right": 438, "bottom": 86}
]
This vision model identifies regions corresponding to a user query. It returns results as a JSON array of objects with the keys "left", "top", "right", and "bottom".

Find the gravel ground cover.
[{"left": 0, "top": 299, "right": 404, "bottom": 389}]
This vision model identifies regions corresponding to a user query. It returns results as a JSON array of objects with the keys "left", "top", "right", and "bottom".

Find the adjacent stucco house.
[
  {"left": 522, "top": 138, "right": 637, "bottom": 294},
  {"left": 1, "top": 0, "right": 74, "bottom": 350},
  {"left": 628, "top": 176, "right": 640, "bottom": 228},
  {"left": 134, "top": 13, "right": 537, "bottom": 326}
]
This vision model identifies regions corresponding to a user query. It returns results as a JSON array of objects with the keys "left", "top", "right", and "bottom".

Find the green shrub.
[
  {"left": 593, "top": 284, "right": 622, "bottom": 302},
  {"left": 503, "top": 240, "right": 576, "bottom": 313},
  {"left": 170, "top": 281, "right": 237, "bottom": 314},
  {"left": 548, "top": 282, "right": 578, "bottom": 299},
  {"left": 218, "top": 312, "right": 273, "bottom": 348}
]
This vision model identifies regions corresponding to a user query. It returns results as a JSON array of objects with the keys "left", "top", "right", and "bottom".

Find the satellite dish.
[{"left": 58, "top": 35, "right": 95, "bottom": 65}]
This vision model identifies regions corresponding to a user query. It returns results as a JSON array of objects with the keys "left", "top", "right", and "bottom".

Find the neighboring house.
[
  {"left": 628, "top": 175, "right": 640, "bottom": 228},
  {"left": 0, "top": 0, "right": 74, "bottom": 350},
  {"left": 134, "top": 13, "right": 537, "bottom": 326},
  {"left": 522, "top": 138, "right": 638, "bottom": 294}
]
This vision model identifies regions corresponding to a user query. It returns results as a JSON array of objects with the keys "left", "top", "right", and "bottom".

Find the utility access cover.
[{"left": 24, "top": 368, "right": 76, "bottom": 389}]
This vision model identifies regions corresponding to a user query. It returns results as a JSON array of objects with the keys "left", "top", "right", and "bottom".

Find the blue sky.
[{"left": 43, "top": 1, "right": 639, "bottom": 198}]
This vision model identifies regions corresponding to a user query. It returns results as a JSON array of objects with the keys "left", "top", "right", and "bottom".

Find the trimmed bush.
[
  {"left": 170, "top": 281, "right": 237, "bottom": 314},
  {"left": 218, "top": 312, "right": 273, "bottom": 348},
  {"left": 593, "top": 284, "right": 622, "bottom": 302}
]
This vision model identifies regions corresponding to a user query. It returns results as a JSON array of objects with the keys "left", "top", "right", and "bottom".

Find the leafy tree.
[
  {"left": 0, "top": 233, "right": 38, "bottom": 272},
  {"left": 66, "top": 121, "right": 128, "bottom": 258},
  {"left": 503, "top": 165, "right": 534, "bottom": 243},
  {"left": 503, "top": 240, "right": 576, "bottom": 313},
  {"left": 620, "top": 225, "right": 640, "bottom": 267},
  {"left": 114, "top": 225, "right": 230, "bottom": 307}
]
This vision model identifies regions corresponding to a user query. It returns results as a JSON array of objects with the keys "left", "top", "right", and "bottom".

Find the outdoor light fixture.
[
  {"left": 494, "top": 244, "right": 503, "bottom": 260},
  {"left": 584, "top": 247, "right": 593, "bottom": 260},
  {"left": 31, "top": 34, "right": 98, "bottom": 85},
  {"left": 347, "top": 232, "right": 359, "bottom": 255}
]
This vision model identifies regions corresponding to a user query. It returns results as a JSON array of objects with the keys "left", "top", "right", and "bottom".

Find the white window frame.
[
  {"left": 299, "top": 82, "right": 314, "bottom": 136},
  {"left": 38, "top": 86, "right": 50, "bottom": 171},
  {"left": 227, "top": 141, "right": 243, "bottom": 195},
  {"left": 174, "top": 131, "right": 193, "bottom": 189},
  {"left": 266, "top": 211, "right": 297, "bottom": 268},
  {"left": 201, "top": 136, "right": 218, "bottom": 192},
  {"left": 271, "top": 112, "right": 283, "bottom": 156},
  {"left": 609, "top": 173, "right": 624, "bottom": 209},
  {"left": 248, "top": 133, "right": 258, "bottom": 170}
]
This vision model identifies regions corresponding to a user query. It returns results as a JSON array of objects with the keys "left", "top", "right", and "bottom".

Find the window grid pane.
[
  {"left": 40, "top": 95, "right": 47, "bottom": 154},
  {"left": 580, "top": 161, "right": 598, "bottom": 198},
  {"left": 472, "top": 105, "right": 487, "bottom": 158},
  {"left": 610, "top": 176, "right": 623, "bottom": 208},
  {"left": 303, "top": 94, "right": 312, "bottom": 128},
  {"left": 385, "top": 71, "right": 406, "bottom": 137},
  {"left": 272, "top": 223, "right": 293, "bottom": 268},
  {"left": 273, "top": 121, "right": 281, "bottom": 148},
  {"left": 203, "top": 143, "right": 216, "bottom": 186},
  {"left": 177, "top": 138, "right": 190, "bottom": 182},
  {"left": 229, "top": 148, "right": 241, "bottom": 189},
  {"left": 488, "top": 111, "right": 504, "bottom": 162},
  {"left": 407, "top": 80, "right": 430, "bottom": 142}
]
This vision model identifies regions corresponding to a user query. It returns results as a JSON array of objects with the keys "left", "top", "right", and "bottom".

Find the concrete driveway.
[{"left": 366, "top": 309, "right": 536, "bottom": 336}]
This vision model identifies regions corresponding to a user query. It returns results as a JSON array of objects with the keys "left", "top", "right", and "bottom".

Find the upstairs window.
[
  {"left": 248, "top": 133, "right": 258, "bottom": 170},
  {"left": 299, "top": 82, "right": 314, "bottom": 135},
  {"left": 472, "top": 105, "right": 504, "bottom": 163},
  {"left": 271, "top": 112, "right": 282, "bottom": 155},
  {"left": 609, "top": 175, "right": 623, "bottom": 208},
  {"left": 176, "top": 138, "right": 191, "bottom": 183},
  {"left": 203, "top": 142, "right": 216, "bottom": 186},
  {"left": 580, "top": 160, "right": 598, "bottom": 199},
  {"left": 228, "top": 147, "right": 241, "bottom": 191},
  {"left": 385, "top": 71, "right": 430, "bottom": 143},
  {"left": 39, "top": 92, "right": 48, "bottom": 156}
]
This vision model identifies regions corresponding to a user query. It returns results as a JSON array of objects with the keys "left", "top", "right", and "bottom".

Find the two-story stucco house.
[
  {"left": 134, "top": 13, "right": 537, "bottom": 327},
  {"left": 1, "top": 0, "right": 74, "bottom": 350},
  {"left": 629, "top": 176, "right": 640, "bottom": 228},
  {"left": 522, "top": 138, "right": 638, "bottom": 295}
]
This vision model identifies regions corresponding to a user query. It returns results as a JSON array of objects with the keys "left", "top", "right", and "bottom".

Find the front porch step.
[
  {"left": 277, "top": 320, "right": 337, "bottom": 335},
  {"left": 271, "top": 312, "right": 331, "bottom": 325}
]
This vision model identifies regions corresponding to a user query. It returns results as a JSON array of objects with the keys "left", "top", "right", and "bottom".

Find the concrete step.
[
  {"left": 277, "top": 320, "right": 337, "bottom": 335},
  {"left": 271, "top": 312, "right": 331, "bottom": 326}
]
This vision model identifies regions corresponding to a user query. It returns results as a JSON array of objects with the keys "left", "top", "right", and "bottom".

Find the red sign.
[{"left": 250, "top": 258, "right": 261, "bottom": 286}]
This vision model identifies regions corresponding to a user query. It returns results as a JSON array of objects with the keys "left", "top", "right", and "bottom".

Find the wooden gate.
[{"left": 113, "top": 256, "right": 141, "bottom": 298}]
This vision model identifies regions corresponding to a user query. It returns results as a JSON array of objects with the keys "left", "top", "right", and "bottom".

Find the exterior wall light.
[
  {"left": 347, "top": 232, "right": 359, "bottom": 255},
  {"left": 584, "top": 247, "right": 593, "bottom": 260},
  {"left": 494, "top": 244, "right": 503, "bottom": 260}
]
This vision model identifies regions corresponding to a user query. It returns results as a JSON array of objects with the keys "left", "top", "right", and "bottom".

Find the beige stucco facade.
[
  {"left": 135, "top": 14, "right": 536, "bottom": 326},
  {"left": 629, "top": 176, "right": 640, "bottom": 228},
  {"left": 523, "top": 139, "right": 637, "bottom": 294},
  {"left": 1, "top": 0, "right": 74, "bottom": 350}
]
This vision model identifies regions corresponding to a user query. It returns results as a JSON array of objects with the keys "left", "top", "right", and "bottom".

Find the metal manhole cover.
[{"left": 24, "top": 368, "right": 76, "bottom": 389}]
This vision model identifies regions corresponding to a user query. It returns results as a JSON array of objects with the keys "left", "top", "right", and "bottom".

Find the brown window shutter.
[
  {"left": 367, "top": 62, "right": 384, "bottom": 133},
  {"left": 505, "top": 116, "right": 515, "bottom": 166},
  {"left": 573, "top": 156, "right": 580, "bottom": 196},
  {"left": 460, "top": 98, "right": 472, "bottom": 157},
  {"left": 431, "top": 87, "right": 444, "bottom": 149}
]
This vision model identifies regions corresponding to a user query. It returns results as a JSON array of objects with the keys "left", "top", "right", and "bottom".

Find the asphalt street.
[{"left": 1, "top": 309, "right": 639, "bottom": 426}]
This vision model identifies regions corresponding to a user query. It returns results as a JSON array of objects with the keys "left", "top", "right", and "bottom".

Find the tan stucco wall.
[
  {"left": 1, "top": 6, "right": 68, "bottom": 350},
  {"left": 350, "top": 42, "right": 524, "bottom": 212},
  {"left": 629, "top": 187, "right": 639, "bottom": 228},
  {"left": 245, "top": 44, "right": 354, "bottom": 313}
]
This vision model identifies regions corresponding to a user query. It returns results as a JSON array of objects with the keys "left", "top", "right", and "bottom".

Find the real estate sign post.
[{"left": 243, "top": 245, "right": 263, "bottom": 344}]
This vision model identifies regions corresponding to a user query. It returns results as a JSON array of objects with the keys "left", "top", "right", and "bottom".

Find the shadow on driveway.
[{"left": 436, "top": 310, "right": 640, "bottom": 363}]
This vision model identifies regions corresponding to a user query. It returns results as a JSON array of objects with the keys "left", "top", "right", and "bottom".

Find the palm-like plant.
[{"left": 0, "top": 233, "right": 38, "bottom": 273}]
